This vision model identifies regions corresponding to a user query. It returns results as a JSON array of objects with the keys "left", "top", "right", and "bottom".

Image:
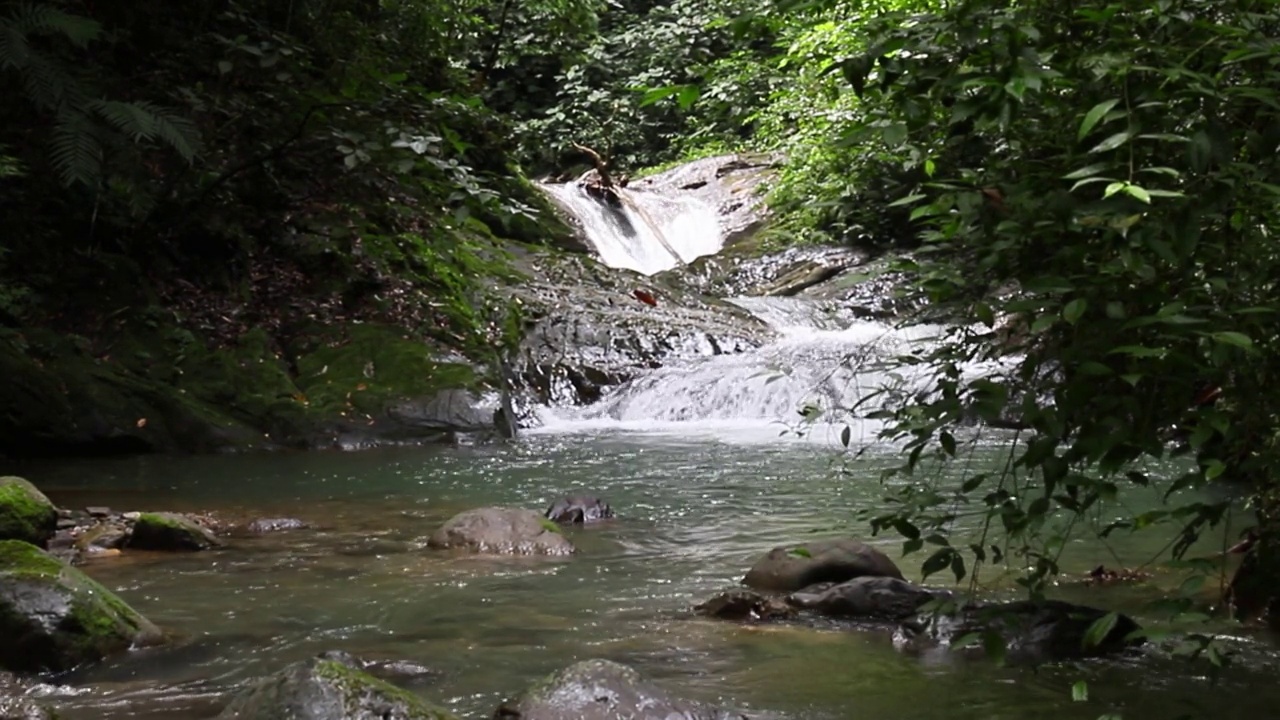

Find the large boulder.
[
  {"left": 788, "top": 576, "right": 944, "bottom": 621},
  {"left": 544, "top": 496, "right": 613, "bottom": 525},
  {"left": 217, "top": 655, "right": 457, "bottom": 720},
  {"left": 0, "top": 477, "right": 57, "bottom": 547},
  {"left": 427, "top": 508, "right": 574, "bottom": 555},
  {"left": 128, "top": 512, "right": 222, "bottom": 551},
  {"left": 743, "top": 538, "right": 903, "bottom": 592},
  {"left": 494, "top": 659, "right": 748, "bottom": 720},
  {"left": 899, "top": 599, "right": 1142, "bottom": 663},
  {"left": 0, "top": 540, "right": 161, "bottom": 673}
]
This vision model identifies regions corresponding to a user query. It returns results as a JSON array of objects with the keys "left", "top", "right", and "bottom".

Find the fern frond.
[
  {"left": 10, "top": 3, "right": 101, "bottom": 48},
  {"left": 50, "top": 110, "right": 103, "bottom": 187},
  {"left": 91, "top": 99, "right": 156, "bottom": 141},
  {"left": 89, "top": 99, "right": 202, "bottom": 162},
  {"left": 19, "top": 50, "right": 87, "bottom": 111},
  {"left": 0, "top": 22, "right": 31, "bottom": 70},
  {"left": 145, "top": 103, "right": 203, "bottom": 161}
]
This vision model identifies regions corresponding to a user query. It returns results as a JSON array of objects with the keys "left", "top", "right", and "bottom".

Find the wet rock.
[
  {"left": 695, "top": 590, "right": 796, "bottom": 622},
  {"left": 899, "top": 599, "right": 1143, "bottom": 663},
  {"left": 315, "top": 651, "right": 439, "bottom": 682},
  {"left": 217, "top": 655, "right": 457, "bottom": 720},
  {"left": 75, "top": 521, "right": 130, "bottom": 550},
  {"left": 85, "top": 507, "right": 112, "bottom": 518},
  {"left": 743, "top": 538, "right": 903, "bottom": 592},
  {"left": 788, "top": 576, "right": 944, "bottom": 620},
  {"left": 504, "top": 247, "right": 768, "bottom": 410},
  {"left": 0, "top": 477, "right": 57, "bottom": 547},
  {"left": 544, "top": 496, "right": 613, "bottom": 524},
  {"left": 0, "top": 540, "right": 162, "bottom": 673},
  {"left": 128, "top": 512, "right": 222, "bottom": 551},
  {"left": 245, "top": 518, "right": 309, "bottom": 534},
  {"left": 427, "top": 508, "right": 575, "bottom": 556},
  {"left": 633, "top": 153, "right": 779, "bottom": 250},
  {"left": 494, "top": 658, "right": 748, "bottom": 720}
]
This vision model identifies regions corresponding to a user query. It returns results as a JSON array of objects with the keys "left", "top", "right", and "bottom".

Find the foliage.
[{"left": 785, "top": 0, "right": 1280, "bottom": 662}]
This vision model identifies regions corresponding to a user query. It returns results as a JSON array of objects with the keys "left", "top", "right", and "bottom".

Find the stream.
[{"left": 9, "top": 168, "right": 1280, "bottom": 719}]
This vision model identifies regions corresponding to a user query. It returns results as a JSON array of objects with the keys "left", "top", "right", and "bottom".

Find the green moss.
[
  {"left": 0, "top": 540, "right": 158, "bottom": 671},
  {"left": 294, "top": 323, "right": 479, "bottom": 417},
  {"left": 538, "top": 518, "right": 563, "bottom": 534},
  {"left": 312, "top": 660, "right": 458, "bottom": 719},
  {"left": 0, "top": 477, "right": 56, "bottom": 545}
]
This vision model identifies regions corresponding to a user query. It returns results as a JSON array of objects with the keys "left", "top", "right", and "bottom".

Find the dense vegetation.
[{"left": 5, "top": 0, "right": 1280, "bottom": 672}]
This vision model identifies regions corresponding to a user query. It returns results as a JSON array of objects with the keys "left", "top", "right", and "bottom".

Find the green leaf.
[
  {"left": 921, "top": 547, "right": 954, "bottom": 580},
  {"left": 1122, "top": 184, "right": 1151, "bottom": 203},
  {"left": 1071, "top": 680, "right": 1088, "bottom": 702},
  {"left": 218, "top": 60, "right": 233, "bottom": 74},
  {"left": 1062, "top": 163, "right": 1112, "bottom": 180},
  {"left": 1063, "top": 298, "right": 1087, "bottom": 324},
  {"left": 1211, "top": 331, "right": 1253, "bottom": 350},
  {"left": 1083, "top": 611, "right": 1120, "bottom": 648},
  {"left": 1090, "top": 132, "right": 1133, "bottom": 153},
  {"left": 840, "top": 425, "right": 851, "bottom": 447},
  {"left": 1078, "top": 99, "right": 1119, "bottom": 140},
  {"left": 940, "top": 431, "right": 956, "bottom": 456},
  {"left": 788, "top": 546, "right": 812, "bottom": 558},
  {"left": 888, "top": 193, "right": 927, "bottom": 207}
]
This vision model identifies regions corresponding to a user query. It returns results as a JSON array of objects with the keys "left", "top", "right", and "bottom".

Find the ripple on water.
[{"left": 7, "top": 435, "right": 1276, "bottom": 720}]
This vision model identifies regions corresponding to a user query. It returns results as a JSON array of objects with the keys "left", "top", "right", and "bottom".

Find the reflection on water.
[{"left": 8, "top": 433, "right": 1276, "bottom": 720}]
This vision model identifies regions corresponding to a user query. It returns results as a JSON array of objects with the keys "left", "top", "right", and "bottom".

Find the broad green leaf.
[
  {"left": 888, "top": 193, "right": 927, "bottom": 207},
  {"left": 1078, "top": 99, "right": 1120, "bottom": 140},
  {"left": 1090, "top": 131, "right": 1133, "bottom": 153},
  {"left": 1122, "top": 184, "right": 1151, "bottom": 203},
  {"left": 1072, "top": 680, "right": 1088, "bottom": 702},
  {"left": 1083, "top": 611, "right": 1120, "bottom": 648},
  {"left": 1211, "top": 331, "right": 1253, "bottom": 350},
  {"left": 1062, "top": 163, "right": 1112, "bottom": 180},
  {"left": 1063, "top": 298, "right": 1087, "bottom": 324}
]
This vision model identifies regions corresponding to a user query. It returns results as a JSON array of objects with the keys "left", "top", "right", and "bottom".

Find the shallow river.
[{"left": 12, "top": 428, "right": 1280, "bottom": 720}]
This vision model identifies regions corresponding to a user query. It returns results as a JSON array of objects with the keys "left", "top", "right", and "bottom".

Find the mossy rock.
[
  {"left": 128, "top": 513, "right": 222, "bottom": 551},
  {"left": 427, "top": 508, "right": 575, "bottom": 556},
  {"left": 0, "top": 540, "right": 162, "bottom": 673},
  {"left": 0, "top": 478, "right": 56, "bottom": 546},
  {"left": 216, "top": 656, "right": 458, "bottom": 720}
]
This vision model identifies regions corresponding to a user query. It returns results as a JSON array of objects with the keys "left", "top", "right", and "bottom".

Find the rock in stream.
[
  {"left": 0, "top": 540, "right": 162, "bottom": 673},
  {"left": 427, "top": 508, "right": 574, "bottom": 555},
  {"left": 494, "top": 659, "right": 749, "bottom": 720},
  {"left": 742, "top": 538, "right": 904, "bottom": 592},
  {"left": 0, "top": 477, "right": 57, "bottom": 547}
]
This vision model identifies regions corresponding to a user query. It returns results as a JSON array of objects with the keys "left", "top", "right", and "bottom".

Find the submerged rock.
[
  {"left": 245, "top": 517, "right": 310, "bottom": 534},
  {"left": 0, "top": 540, "right": 161, "bottom": 673},
  {"left": 788, "top": 576, "right": 944, "bottom": 621},
  {"left": 899, "top": 599, "right": 1143, "bottom": 663},
  {"left": 695, "top": 590, "right": 796, "bottom": 622},
  {"left": 743, "top": 538, "right": 903, "bottom": 592},
  {"left": 427, "top": 508, "right": 574, "bottom": 555},
  {"left": 0, "top": 477, "right": 57, "bottom": 547},
  {"left": 217, "top": 655, "right": 457, "bottom": 720},
  {"left": 544, "top": 496, "right": 613, "bottom": 524},
  {"left": 494, "top": 659, "right": 748, "bottom": 720},
  {"left": 128, "top": 512, "right": 222, "bottom": 551}
]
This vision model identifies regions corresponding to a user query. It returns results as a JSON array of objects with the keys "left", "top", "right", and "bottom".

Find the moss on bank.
[{"left": 0, "top": 313, "right": 492, "bottom": 457}]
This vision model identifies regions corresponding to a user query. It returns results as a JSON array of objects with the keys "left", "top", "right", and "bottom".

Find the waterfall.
[
  {"left": 540, "top": 181, "right": 723, "bottom": 276},
  {"left": 534, "top": 296, "right": 1007, "bottom": 445}
]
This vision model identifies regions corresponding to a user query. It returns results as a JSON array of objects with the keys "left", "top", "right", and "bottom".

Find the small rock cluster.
[{"left": 695, "top": 537, "right": 1144, "bottom": 664}]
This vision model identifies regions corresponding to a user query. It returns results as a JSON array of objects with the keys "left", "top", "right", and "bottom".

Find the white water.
[
  {"left": 535, "top": 296, "right": 1007, "bottom": 446},
  {"left": 540, "top": 182, "right": 723, "bottom": 275}
]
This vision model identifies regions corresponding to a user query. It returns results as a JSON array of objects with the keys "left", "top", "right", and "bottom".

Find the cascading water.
[
  {"left": 540, "top": 181, "right": 723, "bottom": 275},
  {"left": 535, "top": 295, "right": 1004, "bottom": 444}
]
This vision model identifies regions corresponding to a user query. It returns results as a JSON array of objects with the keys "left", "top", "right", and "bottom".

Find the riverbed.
[{"left": 12, "top": 428, "right": 1279, "bottom": 720}]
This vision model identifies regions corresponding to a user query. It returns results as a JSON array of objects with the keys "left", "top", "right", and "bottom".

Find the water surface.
[{"left": 12, "top": 431, "right": 1275, "bottom": 720}]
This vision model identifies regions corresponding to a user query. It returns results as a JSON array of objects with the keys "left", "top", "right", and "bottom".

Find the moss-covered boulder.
[
  {"left": 216, "top": 655, "right": 458, "bottom": 720},
  {"left": 0, "top": 540, "right": 161, "bottom": 673},
  {"left": 427, "top": 508, "right": 574, "bottom": 555},
  {"left": 0, "top": 478, "right": 57, "bottom": 547},
  {"left": 495, "top": 659, "right": 748, "bottom": 720},
  {"left": 128, "top": 512, "right": 222, "bottom": 551}
]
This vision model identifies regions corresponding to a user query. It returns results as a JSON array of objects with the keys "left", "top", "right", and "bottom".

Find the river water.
[{"left": 12, "top": 430, "right": 1280, "bottom": 720}]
